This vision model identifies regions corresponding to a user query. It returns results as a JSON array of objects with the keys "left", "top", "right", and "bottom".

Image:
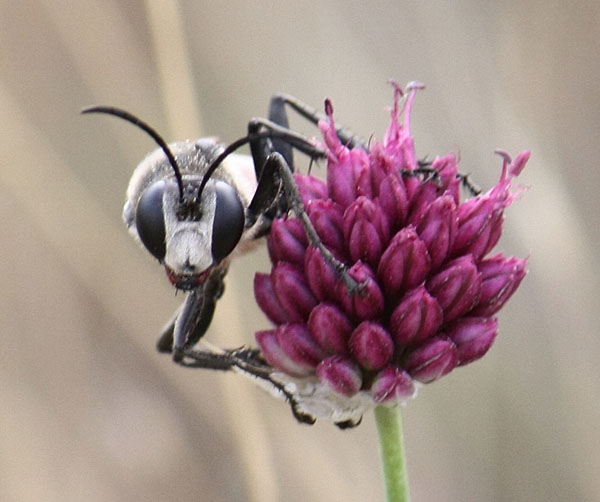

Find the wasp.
[{"left": 83, "top": 96, "right": 368, "bottom": 426}]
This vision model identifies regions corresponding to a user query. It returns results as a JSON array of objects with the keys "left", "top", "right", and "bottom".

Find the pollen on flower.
[{"left": 254, "top": 82, "right": 528, "bottom": 421}]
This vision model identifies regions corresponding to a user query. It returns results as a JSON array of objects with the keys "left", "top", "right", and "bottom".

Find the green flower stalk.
[{"left": 375, "top": 405, "right": 410, "bottom": 502}]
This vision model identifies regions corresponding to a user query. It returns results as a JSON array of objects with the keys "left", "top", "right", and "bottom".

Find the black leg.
[
  {"left": 245, "top": 117, "right": 326, "bottom": 231},
  {"left": 172, "top": 344, "right": 317, "bottom": 425},
  {"left": 156, "top": 306, "right": 180, "bottom": 353},
  {"left": 402, "top": 166, "right": 482, "bottom": 197},
  {"left": 268, "top": 95, "right": 294, "bottom": 169},
  {"left": 248, "top": 149, "right": 364, "bottom": 294},
  {"left": 156, "top": 268, "right": 226, "bottom": 360},
  {"left": 248, "top": 117, "right": 326, "bottom": 178},
  {"left": 270, "top": 93, "right": 368, "bottom": 150}
]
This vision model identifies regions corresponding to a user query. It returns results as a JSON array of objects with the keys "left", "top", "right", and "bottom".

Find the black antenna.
[
  {"left": 198, "top": 134, "right": 257, "bottom": 199},
  {"left": 81, "top": 105, "right": 184, "bottom": 201}
]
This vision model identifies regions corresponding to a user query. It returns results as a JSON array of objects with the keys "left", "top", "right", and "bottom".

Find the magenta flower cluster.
[{"left": 254, "top": 83, "right": 528, "bottom": 405}]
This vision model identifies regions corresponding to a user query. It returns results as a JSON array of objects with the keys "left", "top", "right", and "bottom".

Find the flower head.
[{"left": 254, "top": 82, "right": 528, "bottom": 423}]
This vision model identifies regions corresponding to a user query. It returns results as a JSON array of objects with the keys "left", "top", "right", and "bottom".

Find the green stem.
[{"left": 374, "top": 405, "right": 410, "bottom": 502}]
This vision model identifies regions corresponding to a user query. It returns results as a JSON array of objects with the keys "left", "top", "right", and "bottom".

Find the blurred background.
[{"left": 1, "top": 1, "right": 599, "bottom": 501}]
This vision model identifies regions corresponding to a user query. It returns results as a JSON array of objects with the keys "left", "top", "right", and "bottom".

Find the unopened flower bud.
[
  {"left": 337, "top": 262, "right": 385, "bottom": 320},
  {"left": 404, "top": 335, "right": 458, "bottom": 383},
  {"left": 453, "top": 151, "right": 529, "bottom": 262},
  {"left": 416, "top": 194, "right": 457, "bottom": 270},
  {"left": 471, "top": 254, "right": 528, "bottom": 316},
  {"left": 357, "top": 143, "right": 393, "bottom": 198},
  {"left": 277, "top": 323, "right": 326, "bottom": 369},
  {"left": 377, "top": 226, "right": 431, "bottom": 297},
  {"left": 316, "top": 356, "right": 363, "bottom": 396},
  {"left": 304, "top": 246, "right": 339, "bottom": 302},
  {"left": 295, "top": 172, "right": 328, "bottom": 204},
  {"left": 378, "top": 172, "right": 409, "bottom": 232},
  {"left": 267, "top": 218, "right": 307, "bottom": 266},
  {"left": 343, "top": 197, "right": 390, "bottom": 268},
  {"left": 371, "top": 366, "right": 415, "bottom": 403},
  {"left": 326, "top": 149, "right": 370, "bottom": 208},
  {"left": 453, "top": 196, "right": 503, "bottom": 261},
  {"left": 320, "top": 109, "right": 371, "bottom": 209},
  {"left": 254, "top": 273, "right": 290, "bottom": 325},
  {"left": 256, "top": 327, "right": 321, "bottom": 377},
  {"left": 308, "top": 303, "right": 353, "bottom": 355},
  {"left": 389, "top": 285, "right": 443, "bottom": 345},
  {"left": 349, "top": 321, "right": 394, "bottom": 371},
  {"left": 407, "top": 181, "right": 440, "bottom": 225},
  {"left": 272, "top": 262, "right": 317, "bottom": 322},
  {"left": 307, "top": 199, "right": 346, "bottom": 260},
  {"left": 427, "top": 255, "right": 481, "bottom": 322},
  {"left": 446, "top": 316, "right": 498, "bottom": 365}
]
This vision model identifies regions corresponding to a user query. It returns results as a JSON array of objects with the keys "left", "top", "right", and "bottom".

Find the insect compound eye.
[
  {"left": 211, "top": 181, "right": 244, "bottom": 263},
  {"left": 135, "top": 180, "right": 171, "bottom": 261}
]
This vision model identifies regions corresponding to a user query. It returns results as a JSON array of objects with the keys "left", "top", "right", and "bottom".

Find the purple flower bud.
[
  {"left": 349, "top": 321, "right": 394, "bottom": 371},
  {"left": 446, "top": 316, "right": 498, "bottom": 365},
  {"left": 326, "top": 149, "right": 370, "bottom": 208},
  {"left": 378, "top": 172, "right": 409, "bottom": 232},
  {"left": 376, "top": 226, "right": 431, "bottom": 297},
  {"left": 453, "top": 196, "right": 504, "bottom": 261},
  {"left": 356, "top": 143, "right": 394, "bottom": 198},
  {"left": 471, "top": 254, "right": 528, "bottom": 316},
  {"left": 294, "top": 172, "right": 328, "bottom": 204},
  {"left": 267, "top": 218, "right": 308, "bottom": 266},
  {"left": 404, "top": 335, "right": 458, "bottom": 383},
  {"left": 389, "top": 285, "right": 443, "bottom": 345},
  {"left": 427, "top": 255, "right": 481, "bottom": 322},
  {"left": 371, "top": 366, "right": 415, "bottom": 403},
  {"left": 452, "top": 149, "right": 529, "bottom": 263},
  {"left": 319, "top": 107, "right": 371, "bottom": 210},
  {"left": 308, "top": 303, "right": 353, "bottom": 355},
  {"left": 407, "top": 181, "right": 440, "bottom": 225},
  {"left": 272, "top": 262, "right": 317, "bottom": 322},
  {"left": 343, "top": 197, "right": 390, "bottom": 268},
  {"left": 276, "top": 323, "right": 326, "bottom": 370},
  {"left": 337, "top": 262, "right": 385, "bottom": 320},
  {"left": 304, "top": 246, "right": 339, "bottom": 302},
  {"left": 307, "top": 199, "right": 346, "bottom": 260},
  {"left": 316, "top": 356, "right": 363, "bottom": 397},
  {"left": 416, "top": 194, "right": 457, "bottom": 270},
  {"left": 254, "top": 273, "right": 290, "bottom": 325},
  {"left": 256, "top": 328, "right": 319, "bottom": 377}
]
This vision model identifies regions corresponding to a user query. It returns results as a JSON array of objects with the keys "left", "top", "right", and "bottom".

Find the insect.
[{"left": 83, "top": 96, "right": 369, "bottom": 426}]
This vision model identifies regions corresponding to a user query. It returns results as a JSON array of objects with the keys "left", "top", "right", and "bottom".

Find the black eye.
[
  {"left": 135, "top": 180, "right": 169, "bottom": 260},
  {"left": 212, "top": 181, "right": 244, "bottom": 263}
]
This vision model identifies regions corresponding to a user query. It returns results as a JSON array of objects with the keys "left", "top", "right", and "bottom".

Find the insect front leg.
[
  {"left": 157, "top": 268, "right": 226, "bottom": 362},
  {"left": 246, "top": 128, "right": 364, "bottom": 294},
  {"left": 156, "top": 304, "right": 182, "bottom": 353}
]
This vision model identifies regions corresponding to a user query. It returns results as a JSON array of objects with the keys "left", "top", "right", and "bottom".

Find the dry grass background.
[{"left": 1, "top": 1, "right": 599, "bottom": 501}]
